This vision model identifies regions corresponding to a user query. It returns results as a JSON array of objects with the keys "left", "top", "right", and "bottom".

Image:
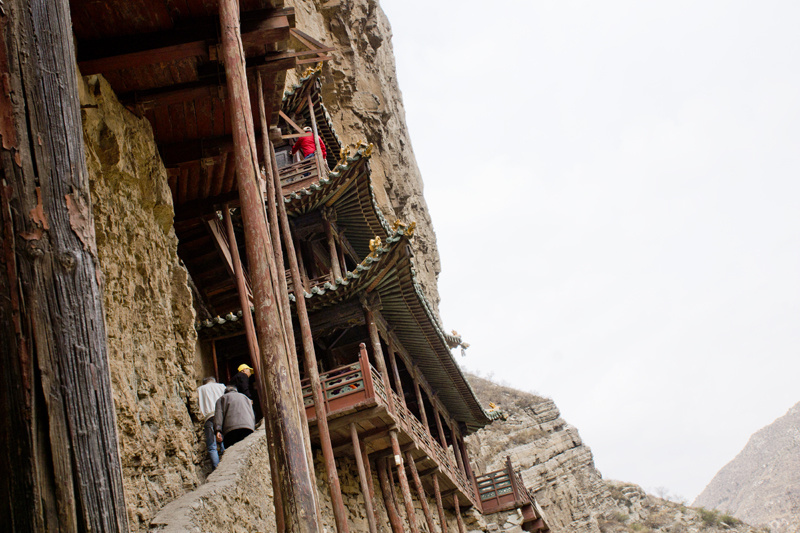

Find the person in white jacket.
[{"left": 197, "top": 377, "right": 226, "bottom": 469}]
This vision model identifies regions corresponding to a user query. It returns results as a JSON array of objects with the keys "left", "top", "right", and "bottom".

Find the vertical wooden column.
[
  {"left": 453, "top": 495, "right": 466, "bottom": 533},
  {"left": 406, "top": 452, "right": 438, "bottom": 533},
  {"left": 434, "top": 408, "right": 448, "bottom": 449},
  {"left": 378, "top": 459, "right": 405, "bottom": 533},
  {"left": 322, "top": 208, "right": 342, "bottom": 281},
  {"left": 351, "top": 424, "right": 378, "bottom": 533},
  {"left": 387, "top": 340, "right": 407, "bottom": 408},
  {"left": 222, "top": 206, "right": 285, "bottom": 532},
  {"left": 293, "top": 231, "right": 310, "bottom": 291},
  {"left": 360, "top": 439, "right": 377, "bottom": 506},
  {"left": 432, "top": 475, "right": 448, "bottom": 533},
  {"left": 449, "top": 420, "right": 465, "bottom": 474},
  {"left": 267, "top": 132, "right": 348, "bottom": 533},
  {"left": 336, "top": 232, "right": 348, "bottom": 275},
  {"left": 364, "top": 302, "right": 419, "bottom": 533},
  {"left": 218, "top": 2, "right": 319, "bottom": 531},
  {"left": 412, "top": 372, "right": 431, "bottom": 435},
  {"left": 0, "top": 0, "right": 128, "bottom": 530},
  {"left": 307, "top": 93, "right": 326, "bottom": 176}
]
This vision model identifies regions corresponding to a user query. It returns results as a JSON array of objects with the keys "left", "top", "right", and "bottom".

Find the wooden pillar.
[
  {"left": 387, "top": 340, "right": 407, "bottom": 407},
  {"left": 257, "top": 75, "right": 316, "bottom": 500},
  {"left": 363, "top": 302, "right": 395, "bottom": 414},
  {"left": 351, "top": 424, "right": 378, "bottom": 533},
  {"left": 322, "top": 208, "right": 342, "bottom": 281},
  {"left": 336, "top": 231, "right": 348, "bottom": 275},
  {"left": 406, "top": 452, "right": 438, "bottom": 533},
  {"left": 378, "top": 459, "right": 405, "bottom": 533},
  {"left": 218, "top": 2, "right": 319, "bottom": 530},
  {"left": 223, "top": 206, "right": 286, "bottom": 532},
  {"left": 0, "top": 0, "right": 129, "bottom": 530},
  {"left": 453, "top": 495, "right": 466, "bottom": 533},
  {"left": 307, "top": 93, "right": 326, "bottom": 176},
  {"left": 434, "top": 408, "right": 448, "bottom": 449},
  {"left": 449, "top": 420, "right": 465, "bottom": 474},
  {"left": 211, "top": 341, "right": 219, "bottom": 381},
  {"left": 432, "top": 475, "right": 448, "bottom": 533},
  {"left": 293, "top": 231, "right": 310, "bottom": 291},
  {"left": 360, "top": 439, "right": 377, "bottom": 510},
  {"left": 413, "top": 373, "right": 431, "bottom": 435},
  {"left": 390, "top": 431, "right": 420, "bottom": 533},
  {"left": 267, "top": 132, "right": 348, "bottom": 532}
]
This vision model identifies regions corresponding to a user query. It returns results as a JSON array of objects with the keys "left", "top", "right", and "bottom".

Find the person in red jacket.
[{"left": 291, "top": 126, "right": 327, "bottom": 161}]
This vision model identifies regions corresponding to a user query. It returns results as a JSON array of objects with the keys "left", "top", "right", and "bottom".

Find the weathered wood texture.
[
  {"left": 378, "top": 458, "right": 406, "bottom": 533},
  {"left": 218, "top": 1, "right": 319, "bottom": 530},
  {"left": 0, "top": 0, "right": 128, "bottom": 531}
]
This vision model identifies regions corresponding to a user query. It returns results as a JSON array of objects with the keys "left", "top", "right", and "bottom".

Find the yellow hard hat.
[{"left": 238, "top": 364, "right": 254, "bottom": 372}]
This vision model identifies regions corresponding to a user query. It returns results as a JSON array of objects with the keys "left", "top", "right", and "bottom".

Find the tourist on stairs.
[
  {"left": 197, "top": 377, "right": 226, "bottom": 469},
  {"left": 214, "top": 386, "right": 256, "bottom": 450}
]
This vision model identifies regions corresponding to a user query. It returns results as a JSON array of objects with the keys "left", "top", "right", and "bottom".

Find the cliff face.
[
  {"left": 81, "top": 75, "right": 202, "bottom": 531},
  {"left": 465, "top": 375, "right": 763, "bottom": 533},
  {"left": 693, "top": 401, "right": 800, "bottom": 533},
  {"left": 285, "top": 0, "right": 442, "bottom": 314}
]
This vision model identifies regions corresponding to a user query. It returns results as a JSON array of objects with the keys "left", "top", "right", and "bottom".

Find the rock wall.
[
  {"left": 465, "top": 375, "right": 763, "bottom": 533},
  {"left": 151, "top": 427, "right": 466, "bottom": 532},
  {"left": 81, "top": 75, "right": 202, "bottom": 531},
  {"left": 693, "top": 401, "right": 800, "bottom": 533},
  {"left": 285, "top": 0, "right": 443, "bottom": 315}
]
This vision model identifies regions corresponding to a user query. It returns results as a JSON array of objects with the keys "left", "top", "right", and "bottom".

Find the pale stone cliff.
[
  {"left": 694, "top": 401, "right": 800, "bottom": 533},
  {"left": 81, "top": 75, "right": 203, "bottom": 531},
  {"left": 466, "top": 375, "right": 764, "bottom": 533},
  {"left": 286, "top": 0, "right": 443, "bottom": 314}
]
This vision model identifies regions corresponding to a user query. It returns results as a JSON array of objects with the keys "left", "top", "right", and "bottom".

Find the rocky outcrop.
[
  {"left": 285, "top": 0, "right": 443, "bottom": 315},
  {"left": 694, "top": 401, "right": 800, "bottom": 533},
  {"left": 81, "top": 75, "right": 202, "bottom": 531},
  {"left": 465, "top": 375, "right": 764, "bottom": 533}
]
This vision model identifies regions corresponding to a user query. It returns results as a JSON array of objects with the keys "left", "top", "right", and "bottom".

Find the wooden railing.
[
  {"left": 279, "top": 157, "right": 327, "bottom": 195},
  {"left": 302, "top": 347, "right": 479, "bottom": 507}
]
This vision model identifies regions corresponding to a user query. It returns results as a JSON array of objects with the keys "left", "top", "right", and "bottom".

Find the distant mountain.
[{"left": 693, "top": 401, "right": 800, "bottom": 532}]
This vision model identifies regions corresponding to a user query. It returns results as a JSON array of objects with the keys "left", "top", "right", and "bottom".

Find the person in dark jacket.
[
  {"left": 232, "top": 363, "right": 253, "bottom": 399},
  {"left": 214, "top": 386, "right": 256, "bottom": 449},
  {"left": 291, "top": 126, "right": 327, "bottom": 160}
]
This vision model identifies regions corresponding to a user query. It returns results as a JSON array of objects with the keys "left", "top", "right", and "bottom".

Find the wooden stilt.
[
  {"left": 432, "top": 475, "right": 448, "bottom": 533},
  {"left": 267, "top": 133, "right": 348, "bottom": 533},
  {"left": 378, "top": 459, "right": 405, "bottom": 533},
  {"left": 434, "top": 408, "right": 448, "bottom": 449},
  {"left": 453, "top": 494, "right": 466, "bottom": 533},
  {"left": 406, "top": 451, "right": 438, "bottom": 533},
  {"left": 390, "top": 430, "right": 420, "bottom": 533},
  {"left": 211, "top": 341, "right": 219, "bottom": 381},
  {"left": 223, "top": 206, "right": 286, "bottom": 532},
  {"left": 307, "top": 93, "right": 326, "bottom": 176},
  {"left": 323, "top": 208, "right": 342, "bottom": 281},
  {"left": 413, "top": 375, "right": 431, "bottom": 435},
  {"left": 0, "top": 0, "right": 128, "bottom": 529},
  {"left": 351, "top": 424, "right": 378, "bottom": 533},
  {"left": 387, "top": 340, "right": 407, "bottom": 408},
  {"left": 218, "top": 2, "right": 319, "bottom": 530},
  {"left": 363, "top": 303, "right": 395, "bottom": 415},
  {"left": 360, "top": 439, "right": 377, "bottom": 506}
]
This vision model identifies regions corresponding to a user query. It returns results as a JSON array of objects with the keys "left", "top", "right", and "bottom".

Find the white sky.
[{"left": 379, "top": 0, "right": 800, "bottom": 502}]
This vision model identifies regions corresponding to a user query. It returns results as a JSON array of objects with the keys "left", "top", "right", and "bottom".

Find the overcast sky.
[{"left": 379, "top": 0, "right": 800, "bottom": 502}]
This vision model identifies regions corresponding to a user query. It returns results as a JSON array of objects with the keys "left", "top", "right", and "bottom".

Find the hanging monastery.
[{"left": 0, "top": 1, "right": 552, "bottom": 532}]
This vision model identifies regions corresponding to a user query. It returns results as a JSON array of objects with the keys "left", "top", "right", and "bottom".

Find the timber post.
[
  {"left": 432, "top": 474, "right": 449, "bottom": 533},
  {"left": 406, "top": 451, "right": 438, "bottom": 533},
  {"left": 378, "top": 458, "right": 406, "bottom": 533},
  {"left": 0, "top": 0, "right": 128, "bottom": 530},
  {"left": 267, "top": 120, "right": 349, "bottom": 533},
  {"left": 307, "top": 93, "right": 326, "bottom": 177},
  {"left": 388, "top": 339, "right": 407, "bottom": 408},
  {"left": 222, "top": 205, "right": 285, "bottom": 532},
  {"left": 323, "top": 207, "right": 342, "bottom": 281},
  {"left": 218, "top": 1, "right": 319, "bottom": 530},
  {"left": 454, "top": 494, "right": 467, "bottom": 533},
  {"left": 389, "top": 430, "right": 420, "bottom": 533},
  {"left": 351, "top": 423, "right": 379, "bottom": 533}
]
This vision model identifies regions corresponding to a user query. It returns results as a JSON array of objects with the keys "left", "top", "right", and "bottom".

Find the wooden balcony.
[
  {"left": 279, "top": 157, "right": 324, "bottom": 195},
  {"left": 300, "top": 348, "right": 480, "bottom": 509},
  {"left": 476, "top": 457, "right": 550, "bottom": 532}
]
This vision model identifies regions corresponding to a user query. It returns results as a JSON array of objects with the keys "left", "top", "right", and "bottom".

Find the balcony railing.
[
  {"left": 301, "top": 346, "right": 479, "bottom": 507},
  {"left": 475, "top": 456, "right": 551, "bottom": 533},
  {"left": 279, "top": 157, "right": 326, "bottom": 195}
]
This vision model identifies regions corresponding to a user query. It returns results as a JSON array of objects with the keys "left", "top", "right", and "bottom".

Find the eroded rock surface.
[{"left": 81, "top": 75, "right": 202, "bottom": 531}]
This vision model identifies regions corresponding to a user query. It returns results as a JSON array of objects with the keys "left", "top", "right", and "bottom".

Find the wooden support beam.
[
  {"left": 77, "top": 8, "right": 294, "bottom": 74},
  {"left": 218, "top": 2, "right": 319, "bottom": 530},
  {"left": 351, "top": 424, "right": 378, "bottom": 533},
  {"left": 454, "top": 494, "right": 466, "bottom": 533},
  {"left": 323, "top": 208, "right": 342, "bottom": 281},
  {"left": 266, "top": 119, "right": 346, "bottom": 532},
  {"left": 387, "top": 339, "right": 407, "bottom": 407},
  {"left": 433, "top": 475, "right": 449, "bottom": 533},
  {"left": 377, "top": 459, "right": 405, "bottom": 533},
  {"left": 416, "top": 466, "right": 439, "bottom": 479},
  {"left": 0, "top": 0, "right": 129, "bottom": 529},
  {"left": 390, "top": 430, "right": 420, "bottom": 533},
  {"left": 406, "top": 452, "right": 438, "bottom": 533}
]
